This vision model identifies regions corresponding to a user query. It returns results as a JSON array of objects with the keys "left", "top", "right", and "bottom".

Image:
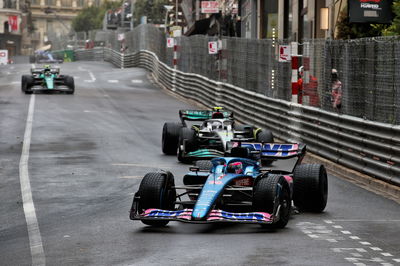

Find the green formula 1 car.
[
  {"left": 162, "top": 108, "right": 274, "bottom": 163},
  {"left": 21, "top": 65, "right": 74, "bottom": 94}
]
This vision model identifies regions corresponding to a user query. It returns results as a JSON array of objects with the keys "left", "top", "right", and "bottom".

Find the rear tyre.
[
  {"left": 235, "top": 124, "right": 254, "bottom": 138},
  {"left": 194, "top": 160, "right": 213, "bottom": 171},
  {"left": 293, "top": 164, "right": 328, "bottom": 213},
  {"left": 256, "top": 129, "right": 274, "bottom": 166},
  {"left": 137, "top": 172, "right": 176, "bottom": 226},
  {"left": 256, "top": 129, "right": 274, "bottom": 143},
  {"left": 253, "top": 174, "right": 291, "bottom": 229},
  {"left": 64, "top": 75, "right": 75, "bottom": 94},
  {"left": 162, "top": 122, "right": 182, "bottom": 155}
]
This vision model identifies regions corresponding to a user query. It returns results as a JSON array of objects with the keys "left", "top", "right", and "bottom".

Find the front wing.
[{"left": 131, "top": 208, "right": 275, "bottom": 225}]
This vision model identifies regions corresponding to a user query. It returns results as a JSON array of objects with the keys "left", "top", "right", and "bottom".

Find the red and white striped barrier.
[{"left": 291, "top": 55, "right": 299, "bottom": 103}]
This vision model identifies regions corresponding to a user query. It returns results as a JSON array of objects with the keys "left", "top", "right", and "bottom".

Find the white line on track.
[
  {"left": 108, "top": 80, "right": 119, "bottom": 83},
  {"left": 131, "top": 79, "right": 143, "bottom": 83},
  {"left": 19, "top": 94, "right": 45, "bottom": 266}
]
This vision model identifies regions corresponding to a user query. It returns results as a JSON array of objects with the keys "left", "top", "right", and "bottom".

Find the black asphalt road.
[{"left": 0, "top": 61, "right": 399, "bottom": 266}]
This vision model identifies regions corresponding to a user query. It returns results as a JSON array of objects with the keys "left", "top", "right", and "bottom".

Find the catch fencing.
[{"left": 77, "top": 25, "right": 400, "bottom": 125}]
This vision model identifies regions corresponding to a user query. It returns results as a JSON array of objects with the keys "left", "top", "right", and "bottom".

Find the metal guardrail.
[{"left": 73, "top": 48, "right": 400, "bottom": 187}]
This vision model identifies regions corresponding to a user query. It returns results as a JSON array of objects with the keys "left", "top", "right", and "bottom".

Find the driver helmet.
[{"left": 227, "top": 162, "right": 243, "bottom": 174}]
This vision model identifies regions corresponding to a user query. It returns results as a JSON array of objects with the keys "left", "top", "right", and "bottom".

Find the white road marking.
[
  {"left": 393, "top": 259, "right": 400, "bottom": 262},
  {"left": 11, "top": 81, "right": 19, "bottom": 84},
  {"left": 380, "top": 263, "right": 393, "bottom": 266},
  {"left": 80, "top": 67, "right": 96, "bottom": 82},
  {"left": 19, "top": 95, "right": 45, "bottom": 266},
  {"left": 381, "top": 253, "right": 393, "bottom": 257},
  {"left": 131, "top": 79, "right": 143, "bottom": 83},
  {"left": 108, "top": 80, "right": 119, "bottom": 83},
  {"left": 360, "top": 241, "right": 371, "bottom": 245},
  {"left": 333, "top": 225, "right": 343, "bottom": 229},
  {"left": 350, "top": 236, "right": 361, "bottom": 240},
  {"left": 371, "top": 247, "right": 383, "bottom": 251},
  {"left": 324, "top": 220, "right": 333, "bottom": 224},
  {"left": 341, "top": 231, "right": 352, "bottom": 234}
]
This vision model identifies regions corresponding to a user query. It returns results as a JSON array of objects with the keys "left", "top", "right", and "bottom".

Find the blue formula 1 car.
[
  {"left": 162, "top": 108, "right": 273, "bottom": 163},
  {"left": 130, "top": 142, "right": 328, "bottom": 229},
  {"left": 21, "top": 65, "right": 74, "bottom": 94}
]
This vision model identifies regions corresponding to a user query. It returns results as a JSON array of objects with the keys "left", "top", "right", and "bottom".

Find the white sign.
[
  {"left": 208, "top": 41, "right": 218, "bottom": 54},
  {"left": 201, "top": 1, "right": 219, "bottom": 13},
  {"left": 167, "top": 38, "right": 175, "bottom": 48},
  {"left": 0, "top": 50, "right": 8, "bottom": 65},
  {"left": 279, "top": 45, "right": 291, "bottom": 62},
  {"left": 118, "top": 33, "right": 125, "bottom": 41}
]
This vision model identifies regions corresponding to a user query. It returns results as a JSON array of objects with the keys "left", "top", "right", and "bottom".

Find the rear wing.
[
  {"left": 240, "top": 142, "right": 306, "bottom": 159},
  {"left": 31, "top": 68, "right": 59, "bottom": 74},
  {"left": 179, "top": 109, "right": 233, "bottom": 122}
]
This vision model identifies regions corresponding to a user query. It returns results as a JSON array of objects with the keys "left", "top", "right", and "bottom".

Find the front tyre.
[
  {"left": 293, "top": 164, "right": 328, "bottom": 213},
  {"left": 64, "top": 75, "right": 75, "bottom": 94},
  {"left": 137, "top": 172, "right": 176, "bottom": 226},
  {"left": 253, "top": 174, "right": 291, "bottom": 229},
  {"left": 162, "top": 122, "right": 182, "bottom": 155}
]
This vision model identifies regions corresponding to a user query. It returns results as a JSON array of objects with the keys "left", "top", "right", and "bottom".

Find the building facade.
[{"left": 0, "top": 0, "right": 24, "bottom": 57}]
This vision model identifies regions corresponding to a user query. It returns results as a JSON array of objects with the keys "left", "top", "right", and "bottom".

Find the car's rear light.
[{"left": 234, "top": 177, "right": 253, "bottom": 186}]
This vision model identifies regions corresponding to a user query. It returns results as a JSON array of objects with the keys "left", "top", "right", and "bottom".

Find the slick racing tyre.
[
  {"left": 64, "top": 75, "right": 75, "bottom": 94},
  {"left": 22, "top": 75, "right": 34, "bottom": 94},
  {"left": 256, "top": 129, "right": 274, "bottom": 166},
  {"left": 162, "top": 122, "right": 182, "bottom": 155},
  {"left": 235, "top": 124, "right": 254, "bottom": 138},
  {"left": 177, "top": 128, "right": 197, "bottom": 163},
  {"left": 293, "top": 164, "right": 328, "bottom": 213},
  {"left": 137, "top": 172, "right": 176, "bottom": 226},
  {"left": 253, "top": 174, "right": 291, "bottom": 229},
  {"left": 256, "top": 129, "right": 274, "bottom": 143},
  {"left": 194, "top": 160, "right": 213, "bottom": 171}
]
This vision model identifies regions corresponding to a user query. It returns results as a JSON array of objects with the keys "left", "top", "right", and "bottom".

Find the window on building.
[
  {"left": 77, "top": 0, "right": 84, "bottom": 7},
  {"left": 45, "top": 0, "right": 56, "bottom": 6},
  {"left": 4, "top": 22, "right": 10, "bottom": 33},
  {"left": 61, "top": 0, "right": 72, "bottom": 6}
]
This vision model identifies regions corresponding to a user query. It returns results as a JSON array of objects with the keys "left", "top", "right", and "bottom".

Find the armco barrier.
[{"left": 72, "top": 48, "right": 400, "bottom": 187}]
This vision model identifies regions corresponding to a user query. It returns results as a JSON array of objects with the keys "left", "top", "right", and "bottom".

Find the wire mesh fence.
[{"left": 52, "top": 25, "right": 400, "bottom": 125}]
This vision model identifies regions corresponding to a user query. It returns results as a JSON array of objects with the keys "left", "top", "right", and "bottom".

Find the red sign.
[
  {"left": 8, "top": 16, "right": 18, "bottom": 31},
  {"left": 201, "top": 1, "right": 219, "bottom": 14},
  {"left": 208, "top": 41, "right": 218, "bottom": 54}
]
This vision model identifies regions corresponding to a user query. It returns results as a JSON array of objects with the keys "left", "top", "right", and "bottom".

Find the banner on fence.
[
  {"left": 208, "top": 41, "right": 218, "bottom": 54},
  {"left": 349, "top": 0, "right": 393, "bottom": 23},
  {"left": 279, "top": 45, "right": 291, "bottom": 62},
  {"left": 201, "top": 1, "right": 219, "bottom": 13}
]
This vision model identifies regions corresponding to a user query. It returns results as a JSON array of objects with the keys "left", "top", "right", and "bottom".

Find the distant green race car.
[{"left": 21, "top": 65, "right": 74, "bottom": 94}]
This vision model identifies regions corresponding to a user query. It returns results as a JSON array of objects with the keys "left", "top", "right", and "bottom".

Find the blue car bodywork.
[{"left": 130, "top": 142, "right": 328, "bottom": 228}]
